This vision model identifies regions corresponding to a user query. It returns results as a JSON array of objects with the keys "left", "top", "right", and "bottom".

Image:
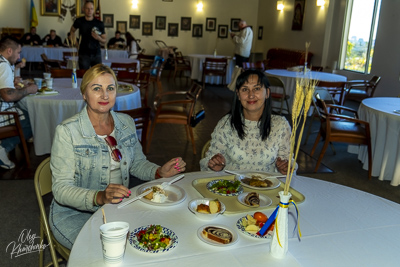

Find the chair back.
[
  {"left": 186, "top": 83, "right": 203, "bottom": 123},
  {"left": 316, "top": 80, "right": 346, "bottom": 105},
  {"left": 242, "top": 62, "right": 253, "bottom": 70},
  {"left": 266, "top": 75, "right": 291, "bottom": 115},
  {"left": 201, "top": 140, "right": 211, "bottom": 159},
  {"left": 62, "top": 52, "right": 74, "bottom": 62},
  {"left": 137, "top": 54, "right": 156, "bottom": 70},
  {"left": 50, "top": 68, "right": 72, "bottom": 78},
  {"left": 203, "top": 57, "right": 228, "bottom": 74},
  {"left": 368, "top": 75, "right": 381, "bottom": 96},
  {"left": 41, "top": 53, "right": 62, "bottom": 72},
  {"left": 313, "top": 93, "right": 329, "bottom": 122},
  {"left": 110, "top": 62, "right": 138, "bottom": 75}
]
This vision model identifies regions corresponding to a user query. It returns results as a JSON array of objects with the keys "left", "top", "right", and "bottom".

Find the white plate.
[
  {"left": 136, "top": 182, "right": 186, "bottom": 206},
  {"left": 234, "top": 171, "right": 281, "bottom": 190},
  {"left": 197, "top": 224, "right": 238, "bottom": 246},
  {"left": 206, "top": 179, "right": 243, "bottom": 196},
  {"left": 237, "top": 192, "right": 272, "bottom": 208},
  {"left": 236, "top": 216, "right": 273, "bottom": 239},
  {"left": 129, "top": 225, "right": 178, "bottom": 253}
]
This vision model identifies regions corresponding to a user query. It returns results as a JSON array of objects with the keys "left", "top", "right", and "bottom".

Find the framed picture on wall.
[
  {"left": 103, "top": 14, "right": 114, "bottom": 28},
  {"left": 181, "top": 17, "right": 191, "bottom": 31},
  {"left": 206, "top": 18, "right": 216, "bottom": 31},
  {"left": 192, "top": 24, "right": 203, "bottom": 38},
  {"left": 231, "top": 18, "right": 241, "bottom": 32},
  {"left": 116, "top": 21, "right": 127, "bottom": 34},
  {"left": 129, "top": 15, "right": 141, "bottom": 29},
  {"left": 41, "top": 0, "right": 61, "bottom": 16},
  {"left": 258, "top": 26, "right": 263, "bottom": 40},
  {"left": 218, "top": 25, "right": 228, "bottom": 38},
  {"left": 142, "top": 22, "right": 153, "bottom": 36},
  {"left": 155, "top": 16, "right": 166, "bottom": 30},
  {"left": 168, "top": 23, "right": 179, "bottom": 37},
  {"left": 292, "top": 0, "right": 306, "bottom": 31},
  {"left": 76, "top": 0, "right": 97, "bottom": 17}
]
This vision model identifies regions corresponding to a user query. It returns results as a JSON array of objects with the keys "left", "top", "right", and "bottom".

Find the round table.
[
  {"left": 19, "top": 78, "right": 141, "bottom": 155},
  {"left": 68, "top": 171, "right": 400, "bottom": 266},
  {"left": 188, "top": 54, "right": 235, "bottom": 85},
  {"left": 350, "top": 97, "right": 400, "bottom": 186}
]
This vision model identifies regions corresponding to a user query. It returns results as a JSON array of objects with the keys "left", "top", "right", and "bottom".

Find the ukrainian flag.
[{"left": 30, "top": 0, "right": 38, "bottom": 27}]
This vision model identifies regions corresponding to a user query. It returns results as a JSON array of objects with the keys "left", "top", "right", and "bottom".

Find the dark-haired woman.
[{"left": 200, "top": 69, "right": 291, "bottom": 174}]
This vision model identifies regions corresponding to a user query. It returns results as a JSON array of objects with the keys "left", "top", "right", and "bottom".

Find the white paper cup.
[
  {"left": 34, "top": 78, "right": 42, "bottom": 88},
  {"left": 45, "top": 78, "right": 53, "bottom": 89},
  {"left": 100, "top": 222, "right": 129, "bottom": 265},
  {"left": 43, "top": 72, "right": 51, "bottom": 79}
]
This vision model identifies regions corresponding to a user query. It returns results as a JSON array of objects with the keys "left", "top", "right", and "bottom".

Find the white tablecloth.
[
  {"left": 68, "top": 172, "right": 400, "bottom": 267},
  {"left": 19, "top": 78, "right": 141, "bottom": 155},
  {"left": 348, "top": 97, "right": 400, "bottom": 186},
  {"left": 188, "top": 54, "right": 235, "bottom": 85}
]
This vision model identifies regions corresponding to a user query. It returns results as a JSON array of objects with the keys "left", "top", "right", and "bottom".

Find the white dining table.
[
  {"left": 68, "top": 171, "right": 400, "bottom": 267},
  {"left": 265, "top": 69, "right": 347, "bottom": 114},
  {"left": 348, "top": 97, "right": 400, "bottom": 186},
  {"left": 19, "top": 78, "right": 141, "bottom": 156},
  {"left": 187, "top": 54, "right": 235, "bottom": 85}
]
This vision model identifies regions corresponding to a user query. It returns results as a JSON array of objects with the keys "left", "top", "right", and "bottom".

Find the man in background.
[
  {"left": 0, "top": 36, "right": 37, "bottom": 169},
  {"left": 107, "top": 31, "right": 125, "bottom": 49},
  {"left": 230, "top": 20, "right": 253, "bottom": 67},
  {"left": 20, "top": 26, "right": 41, "bottom": 46},
  {"left": 42, "top": 29, "right": 63, "bottom": 47}
]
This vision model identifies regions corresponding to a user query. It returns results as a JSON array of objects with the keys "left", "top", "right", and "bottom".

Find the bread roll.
[
  {"left": 196, "top": 204, "right": 210, "bottom": 213},
  {"left": 209, "top": 199, "right": 221, "bottom": 214}
]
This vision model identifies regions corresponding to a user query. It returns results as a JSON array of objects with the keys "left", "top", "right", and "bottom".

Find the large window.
[{"left": 341, "top": 0, "right": 381, "bottom": 73}]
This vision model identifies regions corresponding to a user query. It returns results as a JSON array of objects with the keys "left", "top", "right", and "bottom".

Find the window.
[{"left": 340, "top": 0, "right": 381, "bottom": 73}]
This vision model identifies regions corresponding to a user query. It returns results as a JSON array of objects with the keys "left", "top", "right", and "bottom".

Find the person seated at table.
[
  {"left": 42, "top": 29, "right": 63, "bottom": 47},
  {"left": 200, "top": 69, "right": 291, "bottom": 174},
  {"left": 0, "top": 36, "right": 38, "bottom": 169},
  {"left": 20, "top": 26, "right": 41, "bottom": 46},
  {"left": 49, "top": 64, "right": 186, "bottom": 249},
  {"left": 107, "top": 31, "right": 125, "bottom": 49}
]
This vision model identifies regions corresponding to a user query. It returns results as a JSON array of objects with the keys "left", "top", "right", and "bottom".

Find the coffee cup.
[
  {"left": 34, "top": 78, "right": 42, "bottom": 88},
  {"left": 43, "top": 72, "right": 51, "bottom": 79},
  {"left": 99, "top": 221, "right": 129, "bottom": 265},
  {"left": 45, "top": 78, "right": 53, "bottom": 89}
]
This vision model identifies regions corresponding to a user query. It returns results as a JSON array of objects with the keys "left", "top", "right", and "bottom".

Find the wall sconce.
[
  {"left": 197, "top": 1, "right": 203, "bottom": 11},
  {"left": 316, "top": 0, "right": 325, "bottom": 7},
  {"left": 132, "top": 0, "right": 138, "bottom": 8},
  {"left": 277, "top": 1, "right": 284, "bottom": 11}
]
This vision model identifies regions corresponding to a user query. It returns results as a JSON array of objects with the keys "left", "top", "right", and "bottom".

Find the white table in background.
[
  {"left": 188, "top": 54, "right": 235, "bottom": 85},
  {"left": 19, "top": 78, "right": 141, "bottom": 155},
  {"left": 67, "top": 57, "right": 139, "bottom": 70},
  {"left": 69, "top": 172, "right": 400, "bottom": 267},
  {"left": 348, "top": 97, "right": 400, "bottom": 186}
]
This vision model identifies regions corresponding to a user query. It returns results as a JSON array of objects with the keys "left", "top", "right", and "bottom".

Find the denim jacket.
[{"left": 50, "top": 106, "right": 158, "bottom": 214}]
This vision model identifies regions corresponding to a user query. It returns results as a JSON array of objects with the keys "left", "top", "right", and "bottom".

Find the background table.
[
  {"left": 19, "top": 78, "right": 141, "bottom": 155},
  {"left": 348, "top": 97, "right": 400, "bottom": 186},
  {"left": 69, "top": 172, "right": 400, "bottom": 266},
  {"left": 188, "top": 54, "right": 235, "bottom": 85},
  {"left": 67, "top": 57, "right": 139, "bottom": 70}
]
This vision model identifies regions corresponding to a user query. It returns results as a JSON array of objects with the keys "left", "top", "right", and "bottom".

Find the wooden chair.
[
  {"left": 41, "top": 53, "right": 65, "bottom": 73},
  {"left": 316, "top": 80, "right": 347, "bottom": 106},
  {"left": 0, "top": 111, "right": 30, "bottom": 168},
  {"left": 202, "top": 57, "right": 228, "bottom": 89},
  {"left": 169, "top": 51, "right": 192, "bottom": 83},
  {"left": 137, "top": 54, "right": 165, "bottom": 94},
  {"left": 242, "top": 61, "right": 265, "bottom": 72},
  {"left": 116, "top": 70, "right": 151, "bottom": 107},
  {"left": 266, "top": 75, "right": 291, "bottom": 115},
  {"left": 34, "top": 157, "right": 70, "bottom": 267},
  {"left": 344, "top": 75, "right": 381, "bottom": 103},
  {"left": 310, "top": 93, "right": 372, "bottom": 180},
  {"left": 118, "top": 107, "right": 151, "bottom": 154},
  {"left": 62, "top": 52, "right": 74, "bottom": 62},
  {"left": 110, "top": 62, "right": 138, "bottom": 76},
  {"left": 201, "top": 139, "right": 211, "bottom": 159},
  {"left": 149, "top": 83, "right": 203, "bottom": 154}
]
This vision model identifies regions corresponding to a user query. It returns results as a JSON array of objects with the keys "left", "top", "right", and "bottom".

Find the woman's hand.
[
  {"left": 276, "top": 157, "right": 289, "bottom": 174},
  {"left": 98, "top": 184, "right": 131, "bottom": 205},
  {"left": 208, "top": 153, "right": 226, "bottom": 172},
  {"left": 158, "top": 157, "right": 186, "bottom": 178}
]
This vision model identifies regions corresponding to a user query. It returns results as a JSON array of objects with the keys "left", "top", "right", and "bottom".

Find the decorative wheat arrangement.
[{"left": 65, "top": 34, "right": 81, "bottom": 70}]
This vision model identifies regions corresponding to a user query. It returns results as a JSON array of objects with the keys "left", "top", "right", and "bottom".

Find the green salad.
[
  {"left": 136, "top": 225, "right": 171, "bottom": 251},
  {"left": 210, "top": 180, "right": 241, "bottom": 194}
]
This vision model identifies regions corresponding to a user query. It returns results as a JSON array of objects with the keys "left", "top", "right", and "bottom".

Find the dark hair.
[
  {"left": 230, "top": 69, "right": 272, "bottom": 141},
  {"left": 115, "top": 31, "right": 121, "bottom": 35},
  {"left": 0, "top": 36, "right": 21, "bottom": 52}
]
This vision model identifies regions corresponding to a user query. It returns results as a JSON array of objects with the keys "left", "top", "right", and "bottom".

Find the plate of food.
[
  {"left": 197, "top": 224, "right": 238, "bottom": 246},
  {"left": 118, "top": 83, "right": 134, "bottom": 92},
  {"left": 237, "top": 192, "right": 272, "bottom": 208},
  {"left": 235, "top": 172, "right": 281, "bottom": 190},
  {"left": 236, "top": 212, "right": 274, "bottom": 239},
  {"left": 136, "top": 182, "right": 186, "bottom": 206},
  {"left": 129, "top": 225, "right": 178, "bottom": 253},
  {"left": 206, "top": 179, "right": 243, "bottom": 197}
]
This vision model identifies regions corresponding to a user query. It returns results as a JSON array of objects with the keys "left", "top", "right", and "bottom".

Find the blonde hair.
[{"left": 80, "top": 64, "right": 118, "bottom": 95}]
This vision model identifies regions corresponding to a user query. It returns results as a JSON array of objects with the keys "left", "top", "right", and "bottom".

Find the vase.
[{"left": 270, "top": 191, "right": 292, "bottom": 259}]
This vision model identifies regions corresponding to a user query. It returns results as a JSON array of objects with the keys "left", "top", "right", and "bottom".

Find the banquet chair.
[
  {"left": 201, "top": 139, "right": 211, "bottom": 159},
  {"left": 34, "top": 157, "right": 70, "bottom": 267},
  {"left": 169, "top": 51, "right": 192, "bottom": 83},
  {"left": 316, "top": 80, "right": 347, "bottom": 105},
  {"left": 110, "top": 62, "right": 138, "bottom": 76},
  {"left": 148, "top": 83, "right": 203, "bottom": 154},
  {"left": 310, "top": 93, "right": 372, "bottom": 180},
  {"left": 266, "top": 75, "right": 291, "bottom": 115},
  {"left": 137, "top": 54, "right": 165, "bottom": 94},
  {"left": 118, "top": 107, "right": 151, "bottom": 154},
  {"left": 202, "top": 57, "right": 228, "bottom": 89},
  {"left": 344, "top": 75, "right": 381, "bottom": 103},
  {"left": 0, "top": 111, "right": 30, "bottom": 168},
  {"left": 41, "top": 54, "right": 65, "bottom": 73},
  {"left": 116, "top": 70, "right": 151, "bottom": 107}
]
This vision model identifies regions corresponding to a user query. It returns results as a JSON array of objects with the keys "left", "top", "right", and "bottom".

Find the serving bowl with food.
[{"left": 188, "top": 198, "right": 226, "bottom": 220}]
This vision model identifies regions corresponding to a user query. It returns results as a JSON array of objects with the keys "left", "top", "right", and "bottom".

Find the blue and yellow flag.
[{"left": 30, "top": 0, "right": 38, "bottom": 27}]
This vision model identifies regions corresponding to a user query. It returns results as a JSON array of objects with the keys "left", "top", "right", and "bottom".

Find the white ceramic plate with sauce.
[
  {"left": 234, "top": 171, "right": 282, "bottom": 190},
  {"left": 136, "top": 182, "right": 187, "bottom": 206},
  {"left": 237, "top": 192, "right": 273, "bottom": 208}
]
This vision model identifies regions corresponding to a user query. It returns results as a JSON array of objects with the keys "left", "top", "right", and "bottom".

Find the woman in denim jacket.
[{"left": 49, "top": 64, "right": 186, "bottom": 249}]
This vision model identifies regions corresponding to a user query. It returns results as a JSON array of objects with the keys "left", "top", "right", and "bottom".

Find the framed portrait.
[
  {"left": 218, "top": 25, "right": 228, "bottom": 38},
  {"left": 76, "top": 0, "right": 97, "bottom": 17},
  {"left": 103, "top": 14, "right": 114, "bottom": 28},
  {"left": 41, "top": 0, "right": 61, "bottom": 16},
  {"left": 142, "top": 22, "right": 153, "bottom": 36},
  {"left": 258, "top": 26, "right": 263, "bottom": 40},
  {"left": 155, "top": 16, "right": 166, "bottom": 30},
  {"left": 168, "top": 23, "right": 179, "bottom": 37},
  {"left": 292, "top": 0, "right": 306, "bottom": 31},
  {"left": 231, "top": 18, "right": 241, "bottom": 32},
  {"left": 206, "top": 18, "right": 216, "bottom": 31},
  {"left": 129, "top": 15, "right": 141, "bottom": 29},
  {"left": 116, "top": 21, "right": 127, "bottom": 34},
  {"left": 181, "top": 17, "right": 191, "bottom": 31},
  {"left": 192, "top": 24, "right": 203, "bottom": 38}
]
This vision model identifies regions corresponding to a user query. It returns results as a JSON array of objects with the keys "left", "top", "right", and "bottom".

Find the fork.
[{"left": 160, "top": 174, "right": 185, "bottom": 189}]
